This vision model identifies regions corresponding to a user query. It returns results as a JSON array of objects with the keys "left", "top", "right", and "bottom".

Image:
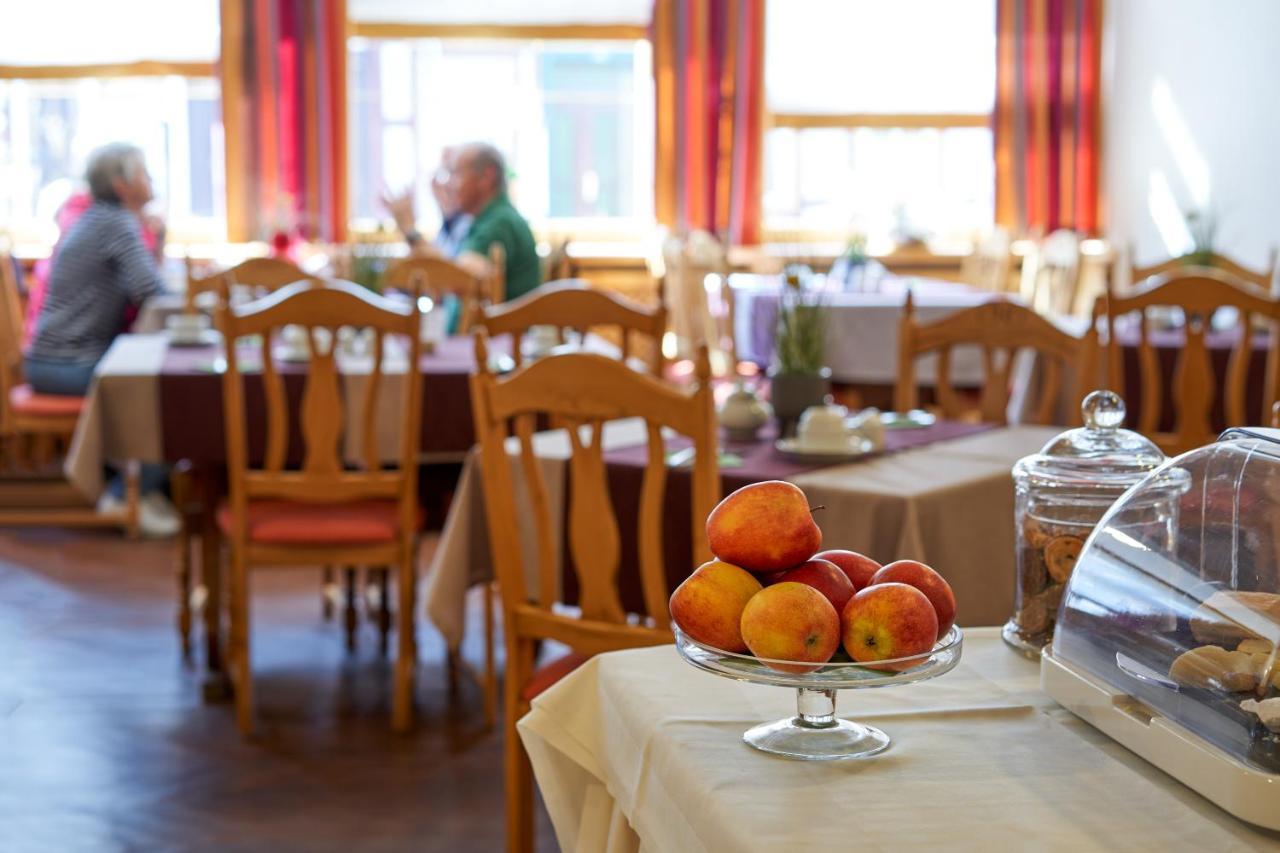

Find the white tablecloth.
[
  {"left": 519, "top": 629, "right": 1280, "bottom": 852},
  {"left": 732, "top": 274, "right": 998, "bottom": 384},
  {"left": 423, "top": 424, "right": 1059, "bottom": 649}
]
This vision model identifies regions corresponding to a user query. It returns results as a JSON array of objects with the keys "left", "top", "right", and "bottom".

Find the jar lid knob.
[{"left": 1082, "top": 389, "right": 1125, "bottom": 431}]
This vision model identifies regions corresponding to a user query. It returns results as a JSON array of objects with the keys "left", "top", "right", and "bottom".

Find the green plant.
[
  {"left": 774, "top": 274, "right": 827, "bottom": 375},
  {"left": 1183, "top": 208, "right": 1217, "bottom": 265}
]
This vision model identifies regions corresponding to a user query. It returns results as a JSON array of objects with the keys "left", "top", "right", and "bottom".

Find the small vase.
[{"left": 768, "top": 367, "right": 832, "bottom": 438}]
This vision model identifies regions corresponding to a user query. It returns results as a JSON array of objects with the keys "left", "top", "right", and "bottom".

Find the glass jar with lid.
[{"left": 1003, "top": 390, "right": 1171, "bottom": 657}]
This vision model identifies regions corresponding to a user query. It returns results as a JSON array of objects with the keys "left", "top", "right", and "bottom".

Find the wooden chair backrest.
[
  {"left": 471, "top": 279, "right": 667, "bottom": 375},
  {"left": 1129, "top": 249, "right": 1279, "bottom": 294},
  {"left": 1021, "top": 229, "right": 1082, "bottom": 316},
  {"left": 382, "top": 255, "right": 498, "bottom": 333},
  {"left": 215, "top": 280, "right": 423, "bottom": 537},
  {"left": 661, "top": 230, "right": 734, "bottom": 372},
  {"left": 0, "top": 253, "right": 24, "bottom": 430},
  {"left": 895, "top": 292, "right": 1099, "bottom": 426},
  {"left": 187, "top": 257, "right": 322, "bottom": 313},
  {"left": 1101, "top": 269, "right": 1280, "bottom": 455},
  {"left": 470, "top": 334, "right": 720, "bottom": 657},
  {"left": 961, "top": 227, "right": 1013, "bottom": 292}
]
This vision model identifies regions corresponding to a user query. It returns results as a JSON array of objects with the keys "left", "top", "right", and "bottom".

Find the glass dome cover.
[
  {"left": 1014, "top": 390, "right": 1167, "bottom": 493},
  {"left": 1043, "top": 427, "right": 1280, "bottom": 830}
]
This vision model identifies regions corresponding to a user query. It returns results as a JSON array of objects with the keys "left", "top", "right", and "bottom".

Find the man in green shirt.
[{"left": 387, "top": 142, "right": 541, "bottom": 302}]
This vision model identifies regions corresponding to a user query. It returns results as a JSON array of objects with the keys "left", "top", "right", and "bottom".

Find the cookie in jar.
[{"left": 1004, "top": 392, "right": 1166, "bottom": 658}]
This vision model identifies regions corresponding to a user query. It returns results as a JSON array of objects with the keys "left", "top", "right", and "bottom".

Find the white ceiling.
[{"left": 349, "top": 0, "right": 652, "bottom": 26}]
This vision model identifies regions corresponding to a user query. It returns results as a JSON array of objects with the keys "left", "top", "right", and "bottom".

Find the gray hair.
[
  {"left": 86, "top": 143, "right": 145, "bottom": 203},
  {"left": 467, "top": 143, "right": 508, "bottom": 195}
]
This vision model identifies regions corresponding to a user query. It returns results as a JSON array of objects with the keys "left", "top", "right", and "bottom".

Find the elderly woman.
[
  {"left": 25, "top": 142, "right": 165, "bottom": 394},
  {"left": 24, "top": 142, "right": 177, "bottom": 535}
]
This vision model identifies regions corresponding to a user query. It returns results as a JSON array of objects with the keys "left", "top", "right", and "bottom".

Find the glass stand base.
[{"left": 743, "top": 716, "right": 891, "bottom": 760}]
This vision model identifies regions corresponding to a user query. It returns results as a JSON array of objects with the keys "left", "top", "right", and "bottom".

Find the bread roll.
[{"left": 1190, "top": 591, "right": 1280, "bottom": 645}]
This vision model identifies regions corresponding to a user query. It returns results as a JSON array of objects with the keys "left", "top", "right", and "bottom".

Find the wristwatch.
[{"left": 404, "top": 228, "right": 424, "bottom": 247}]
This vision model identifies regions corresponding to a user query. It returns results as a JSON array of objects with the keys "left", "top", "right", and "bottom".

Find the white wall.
[{"left": 1105, "top": 0, "right": 1280, "bottom": 270}]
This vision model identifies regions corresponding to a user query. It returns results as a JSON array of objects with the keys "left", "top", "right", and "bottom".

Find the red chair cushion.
[
  {"left": 9, "top": 384, "right": 84, "bottom": 418},
  {"left": 520, "top": 651, "right": 592, "bottom": 703},
  {"left": 216, "top": 499, "right": 421, "bottom": 545}
]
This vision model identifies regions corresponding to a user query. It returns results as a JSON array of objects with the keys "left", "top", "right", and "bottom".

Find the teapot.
[{"left": 719, "top": 380, "right": 772, "bottom": 441}]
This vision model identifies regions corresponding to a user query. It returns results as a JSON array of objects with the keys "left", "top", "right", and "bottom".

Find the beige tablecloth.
[
  {"left": 423, "top": 424, "right": 1059, "bottom": 649},
  {"left": 519, "top": 629, "right": 1280, "bottom": 852}
]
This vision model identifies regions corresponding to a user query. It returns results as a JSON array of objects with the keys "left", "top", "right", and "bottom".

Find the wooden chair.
[
  {"left": 895, "top": 292, "right": 1099, "bottom": 426},
  {"left": 659, "top": 230, "right": 737, "bottom": 375},
  {"left": 960, "top": 227, "right": 1013, "bottom": 292},
  {"left": 382, "top": 253, "right": 501, "bottom": 333},
  {"left": 0, "top": 252, "right": 139, "bottom": 533},
  {"left": 470, "top": 336, "right": 719, "bottom": 853},
  {"left": 1125, "top": 249, "right": 1279, "bottom": 294},
  {"left": 472, "top": 279, "right": 667, "bottom": 374},
  {"left": 1020, "top": 229, "right": 1083, "bottom": 316},
  {"left": 462, "top": 278, "right": 668, "bottom": 724},
  {"left": 186, "top": 257, "right": 322, "bottom": 314},
  {"left": 215, "top": 279, "right": 424, "bottom": 734},
  {"left": 1100, "top": 269, "right": 1280, "bottom": 456}
]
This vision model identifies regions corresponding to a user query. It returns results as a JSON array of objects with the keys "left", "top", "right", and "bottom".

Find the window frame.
[
  {"left": 344, "top": 22, "right": 656, "bottom": 242},
  {"left": 760, "top": 110, "right": 995, "bottom": 242},
  {"left": 0, "top": 58, "right": 225, "bottom": 245}
]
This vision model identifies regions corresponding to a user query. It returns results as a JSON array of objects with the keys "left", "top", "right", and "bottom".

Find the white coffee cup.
[
  {"left": 797, "top": 404, "right": 854, "bottom": 450},
  {"left": 166, "top": 313, "right": 210, "bottom": 341}
]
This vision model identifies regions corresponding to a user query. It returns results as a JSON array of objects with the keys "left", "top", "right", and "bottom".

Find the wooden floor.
[{"left": 0, "top": 527, "right": 558, "bottom": 852}]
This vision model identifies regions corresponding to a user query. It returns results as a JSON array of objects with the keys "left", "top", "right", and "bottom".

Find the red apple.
[
  {"left": 777, "top": 558, "right": 856, "bottom": 614},
  {"left": 870, "top": 560, "right": 957, "bottom": 637},
  {"left": 757, "top": 567, "right": 792, "bottom": 586},
  {"left": 706, "top": 481, "right": 823, "bottom": 573},
  {"left": 740, "top": 582, "right": 840, "bottom": 673},
  {"left": 815, "top": 549, "right": 882, "bottom": 591},
  {"left": 841, "top": 583, "right": 939, "bottom": 672},
  {"left": 669, "top": 560, "right": 763, "bottom": 652}
]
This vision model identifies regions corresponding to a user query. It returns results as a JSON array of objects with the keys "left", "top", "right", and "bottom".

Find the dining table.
[
  {"left": 424, "top": 417, "right": 1060, "bottom": 662},
  {"left": 519, "top": 628, "right": 1280, "bottom": 852}
]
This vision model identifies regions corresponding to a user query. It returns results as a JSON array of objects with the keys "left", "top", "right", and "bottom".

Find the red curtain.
[
  {"left": 995, "top": 0, "right": 1101, "bottom": 235},
  {"left": 223, "top": 0, "right": 347, "bottom": 242},
  {"left": 652, "top": 0, "right": 764, "bottom": 245}
]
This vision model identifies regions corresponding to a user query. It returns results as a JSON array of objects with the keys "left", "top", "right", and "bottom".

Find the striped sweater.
[{"left": 27, "top": 201, "right": 163, "bottom": 363}]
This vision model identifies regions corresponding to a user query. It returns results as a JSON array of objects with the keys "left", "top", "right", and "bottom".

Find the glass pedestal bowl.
[{"left": 674, "top": 624, "right": 963, "bottom": 760}]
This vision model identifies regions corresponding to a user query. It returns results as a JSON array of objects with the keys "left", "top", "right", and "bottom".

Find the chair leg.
[
  {"left": 122, "top": 461, "right": 141, "bottom": 540},
  {"left": 229, "top": 547, "right": 253, "bottom": 735},
  {"left": 483, "top": 581, "right": 498, "bottom": 730},
  {"left": 344, "top": 566, "right": 358, "bottom": 652},
  {"left": 172, "top": 465, "right": 194, "bottom": 660},
  {"left": 392, "top": 549, "right": 418, "bottom": 733},
  {"left": 322, "top": 566, "right": 335, "bottom": 621},
  {"left": 377, "top": 567, "right": 392, "bottom": 659},
  {"left": 504, "top": 638, "right": 536, "bottom": 853}
]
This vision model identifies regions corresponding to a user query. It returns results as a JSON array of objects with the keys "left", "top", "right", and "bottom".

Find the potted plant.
[
  {"left": 769, "top": 268, "right": 831, "bottom": 437},
  {"left": 1183, "top": 208, "right": 1216, "bottom": 266}
]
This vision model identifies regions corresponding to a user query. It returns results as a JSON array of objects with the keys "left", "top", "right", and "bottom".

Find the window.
[
  {"left": 763, "top": 0, "right": 996, "bottom": 242},
  {"left": 0, "top": 0, "right": 223, "bottom": 243},
  {"left": 347, "top": 38, "right": 654, "bottom": 236},
  {"left": 0, "top": 77, "right": 225, "bottom": 243}
]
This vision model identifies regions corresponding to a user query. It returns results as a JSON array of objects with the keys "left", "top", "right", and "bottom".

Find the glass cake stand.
[{"left": 674, "top": 624, "right": 964, "bottom": 760}]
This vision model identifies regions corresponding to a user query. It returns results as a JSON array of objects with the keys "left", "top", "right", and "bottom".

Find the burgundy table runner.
[{"left": 564, "top": 419, "right": 999, "bottom": 616}]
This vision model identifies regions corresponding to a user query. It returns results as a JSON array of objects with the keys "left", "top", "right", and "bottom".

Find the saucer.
[
  {"left": 274, "top": 347, "right": 312, "bottom": 363},
  {"left": 879, "top": 410, "right": 937, "bottom": 430},
  {"left": 167, "top": 329, "right": 221, "bottom": 348},
  {"left": 775, "top": 436, "right": 873, "bottom": 464}
]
